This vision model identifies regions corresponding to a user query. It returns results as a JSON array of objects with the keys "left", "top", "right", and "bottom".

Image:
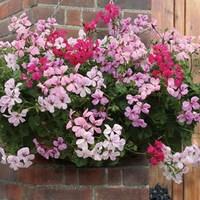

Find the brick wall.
[
  {"left": 0, "top": 0, "right": 151, "bottom": 40},
  {"left": 0, "top": 156, "right": 149, "bottom": 200}
]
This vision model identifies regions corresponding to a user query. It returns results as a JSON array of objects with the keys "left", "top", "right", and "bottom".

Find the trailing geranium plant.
[{"left": 0, "top": 2, "right": 200, "bottom": 183}]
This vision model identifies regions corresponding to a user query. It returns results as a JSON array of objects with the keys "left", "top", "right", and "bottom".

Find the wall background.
[{"left": 0, "top": 0, "right": 151, "bottom": 40}]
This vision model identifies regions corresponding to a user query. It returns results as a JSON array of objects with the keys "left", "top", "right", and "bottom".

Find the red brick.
[
  {"left": 65, "top": 167, "right": 78, "bottom": 185},
  {"left": 123, "top": 167, "right": 149, "bottom": 186},
  {"left": 39, "top": 0, "right": 95, "bottom": 7},
  {"left": 0, "top": 184, "right": 24, "bottom": 200},
  {"left": 107, "top": 168, "right": 121, "bottom": 185},
  {"left": 23, "top": 0, "right": 37, "bottom": 8},
  {"left": 6, "top": 184, "right": 24, "bottom": 200},
  {"left": 32, "top": 6, "right": 65, "bottom": 25},
  {"left": 62, "top": 0, "right": 95, "bottom": 7},
  {"left": 0, "top": 184, "right": 6, "bottom": 199},
  {"left": 0, "top": 19, "right": 10, "bottom": 37},
  {"left": 17, "top": 165, "right": 65, "bottom": 185},
  {"left": 66, "top": 9, "right": 81, "bottom": 26},
  {"left": 28, "top": 188, "right": 92, "bottom": 200},
  {"left": 0, "top": 164, "right": 16, "bottom": 181},
  {"left": 95, "top": 188, "right": 149, "bottom": 200},
  {"left": 98, "top": 0, "right": 151, "bottom": 10},
  {"left": 38, "top": 0, "right": 57, "bottom": 3},
  {"left": 0, "top": 0, "right": 22, "bottom": 20},
  {"left": 79, "top": 168, "right": 106, "bottom": 185}
]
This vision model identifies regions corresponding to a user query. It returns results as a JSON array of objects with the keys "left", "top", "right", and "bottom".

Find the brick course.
[{"left": 0, "top": 156, "right": 149, "bottom": 200}]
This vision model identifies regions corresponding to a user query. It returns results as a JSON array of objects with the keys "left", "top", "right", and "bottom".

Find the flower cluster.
[
  {"left": 149, "top": 44, "right": 184, "bottom": 87},
  {"left": 84, "top": 2, "right": 120, "bottom": 32},
  {"left": 177, "top": 96, "right": 200, "bottom": 124},
  {"left": 148, "top": 141, "right": 200, "bottom": 184},
  {"left": 0, "top": 2, "right": 199, "bottom": 177},
  {"left": 47, "top": 29, "right": 96, "bottom": 65},
  {"left": 147, "top": 140, "right": 165, "bottom": 165},
  {"left": 33, "top": 137, "right": 67, "bottom": 159},
  {"left": 0, "top": 79, "right": 29, "bottom": 127},
  {"left": 94, "top": 31, "right": 147, "bottom": 80},
  {"left": 0, "top": 147, "right": 34, "bottom": 171},
  {"left": 76, "top": 124, "right": 125, "bottom": 161},
  {"left": 162, "top": 29, "right": 200, "bottom": 61}
]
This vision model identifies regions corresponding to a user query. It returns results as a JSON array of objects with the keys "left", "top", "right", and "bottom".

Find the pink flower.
[
  {"left": 72, "top": 117, "right": 91, "bottom": 137},
  {"left": 91, "top": 90, "right": 109, "bottom": 105},
  {"left": 28, "top": 46, "right": 40, "bottom": 55},
  {"left": 53, "top": 137, "right": 67, "bottom": 151},
  {"left": 4, "top": 109, "right": 28, "bottom": 127},
  {"left": 191, "top": 96, "right": 200, "bottom": 110}
]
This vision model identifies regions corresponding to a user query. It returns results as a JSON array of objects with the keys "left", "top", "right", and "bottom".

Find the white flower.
[
  {"left": 78, "top": 29, "right": 86, "bottom": 39},
  {"left": 4, "top": 53, "right": 19, "bottom": 71},
  {"left": 0, "top": 148, "right": 7, "bottom": 165},
  {"left": 54, "top": 37, "right": 66, "bottom": 49},
  {"left": 17, "top": 147, "right": 35, "bottom": 168},
  {"left": 7, "top": 155, "right": 23, "bottom": 171},
  {"left": 103, "top": 124, "right": 122, "bottom": 136}
]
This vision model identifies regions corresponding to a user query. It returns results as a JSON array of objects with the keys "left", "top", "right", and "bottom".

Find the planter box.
[{"left": 0, "top": 156, "right": 149, "bottom": 200}]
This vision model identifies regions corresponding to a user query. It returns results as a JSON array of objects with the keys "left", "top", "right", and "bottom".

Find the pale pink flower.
[
  {"left": 91, "top": 90, "right": 109, "bottom": 105},
  {"left": 4, "top": 53, "right": 19, "bottom": 71},
  {"left": 7, "top": 155, "right": 23, "bottom": 171},
  {"left": 0, "top": 148, "right": 7, "bottom": 165},
  {"left": 4, "top": 109, "right": 28, "bottom": 127}
]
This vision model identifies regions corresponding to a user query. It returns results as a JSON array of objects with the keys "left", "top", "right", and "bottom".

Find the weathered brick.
[
  {"left": 98, "top": 0, "right": 151, "bottom": 10},
  {"left": 32, "top": 6, "right": 65, "bottom": 24},
  {"left": 62, "top": 0, "right": 95, "bottom": 7},
  {"left": 39, "top": 0, "right": 95, "bottom": 7},
  {"left": 95, "top": 188, "right": 149, "bottom": 200},
  {"left": 0, "top": 184, "right": 6, "bottom": 199},
  {"left": 65, "top": 167, "right": 78, "bottom": 185},
  {"left": 28, "top": 188, "right": 92, "bottom": 200},
  {"left": 82, "top": 10, "right": 105, "bottom": 28},
  {"left": 0, "top": 0, "right": 22, "bottom": 20},
  {"left": 0, "top": 19, "right": 10, "bottom": 37},
  {"left": 66, "top": 9, "right": 81, "bottom": 26},
  {"left": 38, "top": 0, "right": 58, "bottom": 3},
  {"left": 17, "top": 165, "right": 65, "bottom": 185},
  {"left": 0, "top": 164, "right": 16, "bottom": 181},
  {"left": 0, "top": 184, "right": 24, "bottom": 200},
  {"left": 6, "top": 184, "right": 24, "bottom": 200},
  {"left": 123, "top": 167, "right": 149, "bottom": 186},
  {"left": 65, "top": 28, "right": 79, "bottom": 37},
  {"left": 107, "top": 168, "right": 121, "bottom": 185},
  {"left": 23, "top": 0, "right": 37, "bottom": 9},
  {"left": 79, "top": 168, "right": 106, "bottom": 185}
]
